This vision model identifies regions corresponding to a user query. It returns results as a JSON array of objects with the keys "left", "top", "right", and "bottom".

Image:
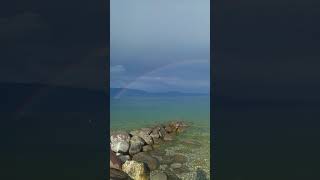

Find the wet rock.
[
  {"left": 150, "top": 171, "right": 168, "bottom": 180},
  {"left": 143, "top": 145, "right": 153, "bottom": 152},
  {"left": 138, "top": 132, "right": 154, "bottom": 145},
  {"left": 170, "top": 163, "right": 182, "bottom": 169},
  {"left": 173, "top": 154, "right": 188, "bottom": 164},
  {"left": 110, "top": 168, "right": 132, "bottom": 180},
  {"left": 133, "top": 152, "right": 160, "bottom": 171},
  {"left": 122, "top": 160, "right": 150, "bottom": 180},
  {"left": 110, "top": 150, "right": 122, "bottom": 170},
  {"left": 129, "top": 136, "right": 145, "bottom": 155},
  {"left": 163, "top": 133, "right": 175, "bottom": 141},
  {"left": 118, "top": 155, "right": 131, "bottom": 163}
]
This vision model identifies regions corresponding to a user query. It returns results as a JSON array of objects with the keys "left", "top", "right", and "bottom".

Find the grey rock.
[
  {"left": 129, "top": 136, "right": 145, "bottom": 155},
  {"left": 140, "top": 128, "right": 152, "bottom": 134},
  {"left": 118, "top": 155, "right": 131, "bottom": 163},
  {"left": 132, "top": 152, "right": 160, "bottom": 171},
  {"left": 139, "top": 132, "right": 154, "bottom": 145},
  {"left": 150, "top": 171, "right": 168, "bottom": 180},
  {"left": 111, "top": 132, "right": 131, "bottom": 153}
]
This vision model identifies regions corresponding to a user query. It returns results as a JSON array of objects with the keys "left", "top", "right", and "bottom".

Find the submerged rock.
[
  {"left": 129, "top": 136, "right": 145, "bottom": 155},
  {"left": 163, "top": 133, "right": 175, "bottom": 141},
  {"left": 122, "top": 160, "right": 150, "bottom": 180},
  {"left": 173, "top": 154, "right": 188, "bottom": 164},
  {"left": 150, "top": 170, "right": 168, "bottom": 180},
  {"left": 170, "top": 163, "right": 182, "bottom": 169},
  {"left": 195, "top": 168, "right": 208, "bottom": 180},
  {"left": 181, "top": 140, "right": 201, "bottom": 146},
  {"left": 163, "top": 169, "right": 181, "bottom": 180},
  {"left": 133, "top": 152, "right": 160, "bottom": 171},
  {"left": 143, "top": 145, "right": 153, "bottom": 152},
  {"left": 110, "top": 168, "right": 132, "bottom": 180}
]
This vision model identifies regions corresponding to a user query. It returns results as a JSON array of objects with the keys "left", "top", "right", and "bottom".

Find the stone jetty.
[{"left": 109, "top": 121, "right": 188, "bottom": 180}]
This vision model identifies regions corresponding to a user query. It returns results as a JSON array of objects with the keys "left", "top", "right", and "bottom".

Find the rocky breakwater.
[{"left": 109, "top": 121, "right": 188, "bottom": 180}]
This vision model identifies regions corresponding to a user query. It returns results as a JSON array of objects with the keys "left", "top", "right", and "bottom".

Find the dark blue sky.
[{"left": 110, "top": 0, "right": 210, "bottom": 93}]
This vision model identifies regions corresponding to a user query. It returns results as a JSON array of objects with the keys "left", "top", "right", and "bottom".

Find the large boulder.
[
  {"left": 111, "top": 132, "right": 131, "bottom": 153},
  {"left": 122, "top": 160, "right": 150, "bottom": 180},
  {"left": 132, "top": 152, "right": 160, "bottom": 171},
  {"left": 129, "top": 136, "right": 145, "bottom": 155},
  {"left": 138, "top": 132, "right": 153, "bottom": 145},
  {"left": 111, "top": 132, "right": 131, "bottom": 142},
  {"left": 111, "top": 141, "right": 130, "bottom": 153}
]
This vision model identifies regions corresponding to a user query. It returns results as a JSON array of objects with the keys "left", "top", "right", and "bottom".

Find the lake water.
[{"left": 110, "top": 95, "right": 211, "bottom": 179}]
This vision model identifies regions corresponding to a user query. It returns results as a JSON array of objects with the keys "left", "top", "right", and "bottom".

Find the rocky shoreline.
[{"left": 110, "top": 121, "right": 194, "bottom": 180}]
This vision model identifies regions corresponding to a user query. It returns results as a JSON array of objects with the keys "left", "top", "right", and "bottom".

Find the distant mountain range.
[{"left": 110, "top": 88, "right": 209, "bottom": 97}]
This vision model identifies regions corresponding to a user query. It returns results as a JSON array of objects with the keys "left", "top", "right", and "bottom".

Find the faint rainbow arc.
[{"left": 113, "top": 59, "right": 208, "bottom": 99}]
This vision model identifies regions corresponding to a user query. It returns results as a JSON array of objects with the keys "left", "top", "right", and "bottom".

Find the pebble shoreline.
[{"left": 110, "top": 121, "right": 196, "bottom": 180}]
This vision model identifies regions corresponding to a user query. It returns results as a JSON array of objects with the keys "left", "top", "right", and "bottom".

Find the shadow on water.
[{"left": 195, "top": 168, "right": 208, "bottom": 180}]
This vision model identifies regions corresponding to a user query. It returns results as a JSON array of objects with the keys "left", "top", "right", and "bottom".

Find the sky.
[{"left": 110, "top": 0, "right": 210, "bottom": 93}]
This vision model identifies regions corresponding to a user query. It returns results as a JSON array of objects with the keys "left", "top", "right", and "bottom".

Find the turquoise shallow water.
[
  {"left": 110, "top": 95, "right": 211, "bottom": 179},
  {"left": 110, "top": 96, "right": 210, "bottom": 130}
]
